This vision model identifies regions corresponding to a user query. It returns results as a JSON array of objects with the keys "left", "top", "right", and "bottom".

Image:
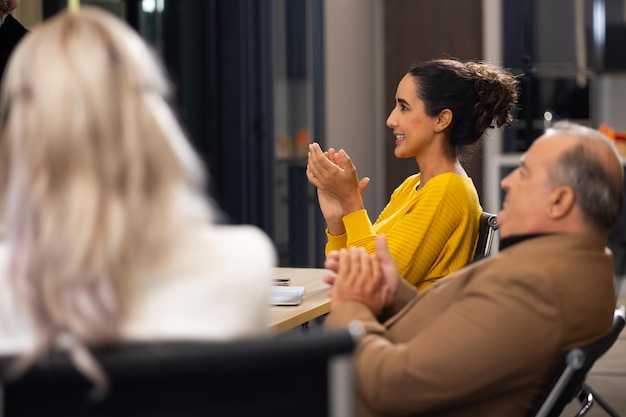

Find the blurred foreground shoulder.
[
  {"left": 210, "top": 224, "right": 278, "bottom": 270},
  {"left": 122, "top": 224, "right": 278, "bottom": 340}
]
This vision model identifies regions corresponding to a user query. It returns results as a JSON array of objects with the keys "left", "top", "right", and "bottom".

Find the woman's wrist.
[
  {"left": 327, "top": 220, "right": 346, "bottom": 236},
  {"left": 341, "top": 196, "right": 364, "bottom": 215}
]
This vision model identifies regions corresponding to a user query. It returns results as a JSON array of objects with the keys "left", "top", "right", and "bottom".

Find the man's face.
[{"left": 498, "top": 134, "right": 573, "bottom": 238}]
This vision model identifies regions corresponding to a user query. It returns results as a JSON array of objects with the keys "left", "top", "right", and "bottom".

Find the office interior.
[
  {"left": 11, "top": 1, "right": 626, "bottom": 414},
  {"left": 16, "top": 0, "right": 626, "bottom": 268}
]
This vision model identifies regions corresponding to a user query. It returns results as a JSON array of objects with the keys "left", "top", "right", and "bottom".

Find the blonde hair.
[{"left": 0, "top": 7, "right": 213, "bottom": 390}]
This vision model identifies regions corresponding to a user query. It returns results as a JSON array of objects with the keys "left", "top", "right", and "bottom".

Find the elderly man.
[
  {"left": 323, "top": 121, "right": 623, "bottom": 417},
  {"left": 0, "top": 0, "right": 26, "bottom": 81}
]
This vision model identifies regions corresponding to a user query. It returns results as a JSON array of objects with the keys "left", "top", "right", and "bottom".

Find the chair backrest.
[
  {"left": 472, "top": 212, "right": 499, "bottom": 262},
  {"left": 530, "top": 305, "right": 626, "bottom": 417},
  {"left": 0, "top": 325, "right": 361, "bottom": 417}
]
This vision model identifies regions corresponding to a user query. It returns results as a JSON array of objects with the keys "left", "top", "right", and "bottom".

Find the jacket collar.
[{"left": 499, "top": 233, "right": 548, "bottom": 251}]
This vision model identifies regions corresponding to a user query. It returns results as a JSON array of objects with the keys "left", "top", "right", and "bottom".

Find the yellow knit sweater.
[{"left": 326, "top": 173, "right": 481, "bottom": 291}]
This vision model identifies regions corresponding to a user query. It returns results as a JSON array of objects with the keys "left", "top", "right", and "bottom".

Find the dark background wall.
[{"left": 383, "top": 0, "right": 484, "bottom": 198}]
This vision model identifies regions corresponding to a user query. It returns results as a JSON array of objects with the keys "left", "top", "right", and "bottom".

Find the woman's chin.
[{"left": 394, "top": 147, "right": 409, "bottom": 159}]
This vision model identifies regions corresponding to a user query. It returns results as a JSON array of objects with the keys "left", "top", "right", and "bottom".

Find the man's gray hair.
[{"left": 547, "top": 121, "right": 623, "bottom": 231}]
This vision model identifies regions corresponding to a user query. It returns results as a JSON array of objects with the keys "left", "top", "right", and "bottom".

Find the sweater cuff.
[
  {"left": 325, "top": 228, "right": 347, "bottom": 253},
  {"left": 342, "top": 210, "right": 376, "bottom": 244}
]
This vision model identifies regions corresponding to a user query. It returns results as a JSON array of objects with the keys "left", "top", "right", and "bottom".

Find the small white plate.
[{"left": 269, "top": 286, "right": 305, "bottom": 306}]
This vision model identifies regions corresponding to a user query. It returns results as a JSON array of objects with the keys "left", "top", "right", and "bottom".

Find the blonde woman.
[{"left": 0, "top": 6, "right": 276, "bottom": 390}]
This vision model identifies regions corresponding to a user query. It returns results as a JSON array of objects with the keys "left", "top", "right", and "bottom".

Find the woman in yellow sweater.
[{"left": 307, "top": 59, "right": 518, "bottom": 290}]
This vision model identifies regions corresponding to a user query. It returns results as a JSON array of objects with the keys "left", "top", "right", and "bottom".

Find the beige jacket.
[{"left": 325, "top": 234, "right": 616, "bottom": 417}]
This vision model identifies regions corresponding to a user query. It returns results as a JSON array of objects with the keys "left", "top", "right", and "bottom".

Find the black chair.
[
  {"left": 0, "top": 324, "right": 362, "bottom": 417},
  {"left": 472, "top": 212, "right": 499, "bottom": 262},
  {"left": 531, "top": 306, "right": 626, "bottom": 417}
]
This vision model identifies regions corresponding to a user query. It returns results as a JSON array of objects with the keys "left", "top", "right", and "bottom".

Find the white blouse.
[{"left": 0, "top": 224, "right": 277, "bottom": 354}]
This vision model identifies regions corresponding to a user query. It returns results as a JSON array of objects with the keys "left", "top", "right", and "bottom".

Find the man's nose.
[{"left": 500, "top": 173, "right": 512, "bottom": 190}]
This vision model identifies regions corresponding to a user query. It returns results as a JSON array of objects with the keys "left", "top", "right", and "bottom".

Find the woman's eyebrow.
[{"left": 396, "top": 98, "right": 410, "bottom": 106}]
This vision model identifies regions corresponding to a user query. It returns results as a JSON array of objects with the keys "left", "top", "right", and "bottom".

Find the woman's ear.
[
  {"left": 547, "top": 186, "right": 575, "bottom": 219},
  {"left": 435, "top": 109, "right": 453, "bottom": 132}
]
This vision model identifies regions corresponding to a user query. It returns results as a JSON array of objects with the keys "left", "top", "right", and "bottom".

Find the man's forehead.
[{"left": 527, "top": 133, "right": 579, "bottom": 159}]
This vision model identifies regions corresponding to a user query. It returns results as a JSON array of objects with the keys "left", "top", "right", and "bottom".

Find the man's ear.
[
  {"left": 435, "top": 109, "right": 453, "bottom": 132},
  {"left": 547, "top": 186, "right": 575, "bottom": 219}
]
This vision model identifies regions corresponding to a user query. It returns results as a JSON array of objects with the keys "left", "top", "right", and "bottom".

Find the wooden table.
[{"left": 269, "top": 267, "right": 333, "bottom": 332}]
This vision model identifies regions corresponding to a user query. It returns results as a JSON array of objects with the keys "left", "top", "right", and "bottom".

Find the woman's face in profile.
[{"left": 385, "top": 74, "right": 439, "bottom": 159}]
